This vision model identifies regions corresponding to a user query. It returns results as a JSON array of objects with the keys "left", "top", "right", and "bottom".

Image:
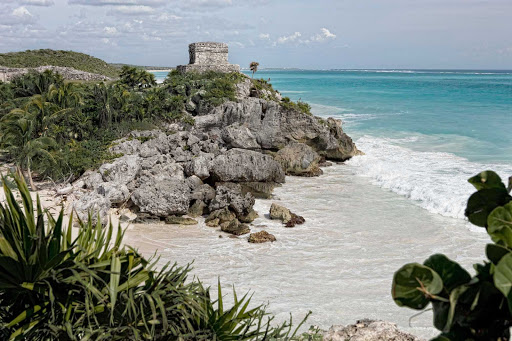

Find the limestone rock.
[
  {"left": 248, "top": 231, "right": 276, "bottom": 243},
  {"left": 99, "top": 155, "right": 141, "bottom": 185},
  {"left": 206, "top": 218, "right": 220, "bottom": 227},
  {"left": 238, "top": 209, "right": 259, "bottom": 223},
  {"left": 274, "top": 143, "right": 323, "bottom": 177},
  {"left": 269, "top": 203, "right": 292, "bottom": 223},
  {"left": 323, "top": 320, "right": 422, "bottom": 341},
  {"left": 97, "top": 182, "right": 130, "bottom": 204},
  {"left": 73, "top": 192, "right": 110, "bottom": 226},
  {"left": 220, "top": 219, "right": 250, "bottom": 236},
  {"left": 184, "top": 153, "right": 213, "bottom": 180},
  {"left": 222, "top": 124, "right": 260, "bottom": 150},
  {"left": 206, "top": 207, "right": 237, "bottom": 226},
  {"left": 194, "top": 97, "right": 360, "bottom": 161},
  {"left": 131, "top": 179, "right": 191, "bottom": 217},
  {"left": 210, "top": 148, "right": 285, "bottom": 183},
  {"left": 81, "top": 170, "right": 104, "bottom": 189},
  {"left": 191, "top": 184, "right": 216, "bottom": 203},
  {"left": 188, "top": 200, "right": 206, "bottom": 217},
  {"left": 209, "top": 184, "right": 255, "bottom": 218},
  {"left": 165, "top": 216, "right": 198, "bottom": 225},
  {"left": 285, "top": 213, "right": 306, "bottom": 228},
  {"left": 109, "top": 138, "right": 141, "bottom": 155},
  {"left": 240, "top": 182, "right": 279, "bottom": 199}
]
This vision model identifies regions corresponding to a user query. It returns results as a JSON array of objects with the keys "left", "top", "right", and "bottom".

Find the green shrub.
[
  {"left": 0, "top": 175, "right": 309, "bottom": 340},
  {"left": 392, "top": 170, "right": 512, "bottom": 340},
  {"left": 280, "top": 97, "right": 312, "bottom": 115},
  {"left": 0, "top": 49, "right": 120, "bottom": 78}
]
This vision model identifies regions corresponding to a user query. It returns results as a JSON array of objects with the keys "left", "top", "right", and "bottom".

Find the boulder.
[
  {"left": 269, "top": 203, "right": 292, "bottom": 223},
  {"left": 109, "top": 138, "right": 141, "bottom": 155},
  {"left": 220, "top": 219, "right": 250, "bottom": 236},
  {"left": 99, "top": 155, "right": 141, "bottom": 185},
  {"left": 210, "top": 148, "right": 285, "bottom": 183},
  {"left": 184, "top": 154, "right": 213, "bottom": 180},
  {"left": 323, "top": 320, "right": 422, "bottom": 341},
  {"left": 206, "top": 218, "right": 220, "bottom": 227},
  {"left": 285, "top": 213, "right": 306, "bottom": 228},
  {"left": 238, "top": 209, "right": 259, "bottom": 223},
  {"left": 240, "top": 181, "right": 279, "bottom": 199},
  {"left": 222, "top": 124, "right": 260, "bottom": 150},
  {"left": 131, "top": 179, "right": 191, "bottom": 217},
  {"left": 97, "top": 182, "right": 130, "bottom": 204},
  {"left": 165, "top": 216, "right": 198, "bottom": 225},
  {"left": 209, "top": 184, "right": 255, "bottom": 218},
  {"left": 205, "top": 208, "right": 236, "bottom": 225},
  {"left": 188, "top": 200, "right": 206, "bottom": 217},
  {"left": 81, "top": 170, "right": 104, "bottom": 189},
  {"left": 191, "top": 184, "right": 216, "bottom": 203},
  {"left": 248, "top": 231, "right": 276, "bottom": 243},
  {"left": 274, "top": 143, "right": 323, "bottom": 177},
  {"left": 73, "top": 192, "right": 110, "bottom": 226}
]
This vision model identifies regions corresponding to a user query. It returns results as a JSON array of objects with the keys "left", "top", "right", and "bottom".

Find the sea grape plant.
[{"left": 392, "top": 170, "right": 512, "bottom": 341}]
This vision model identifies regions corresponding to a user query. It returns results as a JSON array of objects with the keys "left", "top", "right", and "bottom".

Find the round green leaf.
[
  {"left": 488, "top": 202, "right": 512, "bottom": 247},
  {"left": 468, "top": 170, "right": 506, "bottom": 191},
  {"left": 494, "top": 252, "right": 512, "bottom": 312},
  {"left": 424, "top": 254, "right": 471, "bottom": 292},
  {"left": 486, "top": 243, "right": 511, "bottom": 264},
  {"left": 392, "top": 263, "right": 443, "bottom": 310},
  {"left": 465, "top": 188, "right": 511, "bottom": 227}
]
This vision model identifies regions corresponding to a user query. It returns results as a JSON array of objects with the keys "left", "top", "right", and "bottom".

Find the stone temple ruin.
[{"left": 177, "top": 42, "right": 240, "bottom": 73}]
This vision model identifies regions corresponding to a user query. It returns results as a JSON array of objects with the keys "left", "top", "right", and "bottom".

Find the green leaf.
[
  {"left": 465, "top": 188, "right": 511, "bottom": 227},
  {"left": 424, "top": 254, "right": 471, "bottom": 292},
  {"left": 432, "top": 301, "right": 450, "bottom": 332},
  {"left": 493, "top": 252, "right": 512, "bottom": 313},
  {"left": 486, "top": 243, "right": 511, "bottom": 264},
  {"left": 392, "top": 263, "right": 443, "bottom": 310},
  {"left": 468, "top": 170, "right": 506, "bottom": 191},
  {"left": 487, "top": 202, "right": 512, "bottom": 247}
]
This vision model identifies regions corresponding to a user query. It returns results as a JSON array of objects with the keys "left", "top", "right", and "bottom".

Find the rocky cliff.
[{"left": 71, "top": 75, "right": 360, "bottom": 233}]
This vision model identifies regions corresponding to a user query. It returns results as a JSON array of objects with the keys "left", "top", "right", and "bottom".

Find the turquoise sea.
[
  {"left": 155, "top": 69, "right": 512, "bottom": 218},
  {"left": 144, "top": 70, "right": 512, "bottom": 336}
]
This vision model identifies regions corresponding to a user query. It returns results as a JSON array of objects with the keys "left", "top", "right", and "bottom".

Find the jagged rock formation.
[
  {"left": 177, "top": 42, "right": 240, "bottom": 73},
  {"left": 0, "top": 65, "right": 112, "bottom": 82},
  {"left": 71, "top": 70, "right": 360, "bottom": 236}
]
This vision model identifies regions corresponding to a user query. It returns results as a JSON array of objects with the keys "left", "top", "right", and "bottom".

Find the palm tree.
[
  {"left": 0, "top": 114, "right": 57, "bottom": 190},
  {"left": 250, "top": 61, "right": 259, "bottom": 78}
]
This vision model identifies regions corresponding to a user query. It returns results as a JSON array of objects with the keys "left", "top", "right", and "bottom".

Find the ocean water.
[{"left": 142, "top": 70, "right": 512, "bottom": 337}]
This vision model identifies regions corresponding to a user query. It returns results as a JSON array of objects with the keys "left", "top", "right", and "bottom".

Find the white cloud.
[
  {"left": 108, "top": 5, "right": 155, "bottom": 15},
  {"left": 309, "top": 27, "right": 336, "bottom": 42},
  {"left": 68, "top": 0, "right": 165, "bottom": 6},
  {"left": 259, "top": 33, "right": 270, "bottom": 40},
  {"left": 20, "top": 0, "right": 54, "bottom": 6},
  {"left": 276, "top": 31, "right": 301, "bottom": 44},
  {"left": 12, "top": 6, "right": 33, "bottom": 18},
  {"left": 103, "top": 26, "right": 118, "bottom": 35}
]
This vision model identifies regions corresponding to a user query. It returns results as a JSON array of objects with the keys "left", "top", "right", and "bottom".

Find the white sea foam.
[{"left": 347, "top": 135, "right": 512, "bottom": 219}]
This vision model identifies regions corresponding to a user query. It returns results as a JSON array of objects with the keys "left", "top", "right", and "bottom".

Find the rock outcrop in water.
[{"left": 71, "top": 73, "right": 360, "bottom": 235}]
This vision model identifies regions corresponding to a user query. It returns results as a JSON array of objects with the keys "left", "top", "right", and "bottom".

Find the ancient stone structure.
[{"left": 177, "top": 42, "right": 240, "bottom": 73}]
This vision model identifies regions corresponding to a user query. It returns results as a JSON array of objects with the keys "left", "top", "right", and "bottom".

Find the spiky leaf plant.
[{"left": 0, "top": 175, "right": 308, "bottom": 340}]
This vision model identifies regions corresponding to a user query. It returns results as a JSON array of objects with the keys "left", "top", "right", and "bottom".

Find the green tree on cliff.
[{"left": 250, "top": 61, "right": 259, "bottom": 78}]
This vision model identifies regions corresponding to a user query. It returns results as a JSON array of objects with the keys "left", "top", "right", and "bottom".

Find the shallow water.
[{"left": 124, "top": 164, "right": 489, "bottom": 338}]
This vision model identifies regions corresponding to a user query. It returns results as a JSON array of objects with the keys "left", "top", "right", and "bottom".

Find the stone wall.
[
  {"left": 0, "top": 65, "right": 113, "bottom": 82},
  {"left": 177, "top": 42, "right": 240, "bottom": 74}
]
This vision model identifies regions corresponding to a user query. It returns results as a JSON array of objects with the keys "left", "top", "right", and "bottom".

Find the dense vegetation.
[
  {"left": 392, "top": 170, "right": 512, "bottom": 340},
  {"left": 0, "top": 175, "right": 312, "bottom": 340},
  {"left": 0, "top": 68, "right": 244, "bottom": 184},
  {"left": 0, "top": 50, "right": 121, "bottom": 78}
]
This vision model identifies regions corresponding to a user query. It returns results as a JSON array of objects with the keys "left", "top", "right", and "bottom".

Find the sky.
[{"left": 1, "top": 0, "right": 511, "bottom": 69}]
